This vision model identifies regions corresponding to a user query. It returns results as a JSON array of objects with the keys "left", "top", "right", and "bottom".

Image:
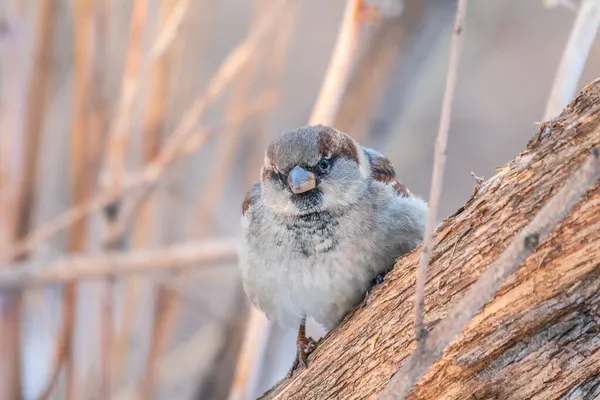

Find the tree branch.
[
  {"left": 259, "top": 77, "right": 600, "bottom": 400},
  {"left": 0, "top": 239, "right": 238, "bottom": 289},
  {"left": 383, "top": 145, "right": 600, "bottom": 399}
]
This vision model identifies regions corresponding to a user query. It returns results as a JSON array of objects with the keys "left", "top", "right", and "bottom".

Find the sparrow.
[{"left": 238, "top": 125, "right": 427, "bottom": 376}]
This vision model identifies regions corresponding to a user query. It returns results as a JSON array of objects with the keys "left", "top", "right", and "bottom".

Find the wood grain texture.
[{"left": 260, "top": 78, "right": 600, "bottom": 400}]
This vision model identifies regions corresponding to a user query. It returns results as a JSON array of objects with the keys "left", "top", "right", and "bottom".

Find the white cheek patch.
[{"left": 355, "top": 141, "right": 371, "bottom": 178}]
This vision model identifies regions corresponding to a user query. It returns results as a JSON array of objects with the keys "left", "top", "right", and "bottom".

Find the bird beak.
[{"left": 288, "top": 166, "right": 316, "bottom": 194}]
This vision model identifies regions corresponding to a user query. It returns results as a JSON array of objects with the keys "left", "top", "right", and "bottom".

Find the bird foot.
[
  {"left": 286, "top": 336, "right": 317, "bottom": 378},
  {"left": 363, "top": 268, "right": 392, "bottom": 306}
]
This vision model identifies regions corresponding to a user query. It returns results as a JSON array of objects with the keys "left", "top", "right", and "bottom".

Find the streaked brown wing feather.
[
  {"left": 242, "top": 181, "right": 261, "bottom": 216},
  {"left": 362, "top": 146, "right": 410, "bottom": 198}
]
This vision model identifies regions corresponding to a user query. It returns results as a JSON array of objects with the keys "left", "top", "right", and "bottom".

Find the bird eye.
[{"left": 318, "top": 157, "right": 331, "bottom": 172}]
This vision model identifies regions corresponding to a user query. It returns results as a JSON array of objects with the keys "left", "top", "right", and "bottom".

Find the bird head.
[{"left": 260, "top": 125, "right": 371, "bottom": 216}]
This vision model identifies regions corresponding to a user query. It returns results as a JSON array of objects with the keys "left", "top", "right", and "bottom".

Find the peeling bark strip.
[{"left": 261, "top": 79, "right": 600, "bottom": 400}]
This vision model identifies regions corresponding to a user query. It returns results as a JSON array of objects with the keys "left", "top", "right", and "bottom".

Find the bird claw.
[
  {"left": 363, "top": 269, "right": 392, "bottom": 306},
  {"left": 286, "top": 337, "right": 317, "bottom": 378}
]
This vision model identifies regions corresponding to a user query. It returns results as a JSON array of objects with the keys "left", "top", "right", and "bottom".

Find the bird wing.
[
  {"left": 362, "top": 146, "right": 410, "bottom": 198},
  {"left": 242, "top": 180, "right": 262, "bottom": 216}
]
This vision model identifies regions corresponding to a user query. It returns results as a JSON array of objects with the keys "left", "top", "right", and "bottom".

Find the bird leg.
[{"left": 287, "top": 319, "right": 317, "bottom": 378}]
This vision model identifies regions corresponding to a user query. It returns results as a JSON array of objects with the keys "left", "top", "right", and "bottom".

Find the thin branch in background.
[
  {"left": 90, "top": 0, "right": 112, "bottom": 398},
  {"left": 112, "top": 319, "right": 226, "bottom": 400},
  {"left": 542, "top": 0, "right": 600, "bottom": 121},
  {"left": 0, "top": 239, "right": 238, "bottom": 289},
  {"left": 102, "top": 0, "right": 148, "bottom": 198},
  {"left": 381, "top": 147, "right": 600, "bottom": 400},
  {"left": 0, "top": 0, "right": 292, "bottom": 266},
  {"left": 0, "top": 1, "right": 58, "bottom": 399},
  {"left": 227, "top": 308, "right": 272, "bottom": 400},
  {"left": 542, "top": 0, "right": 578, "bottom": 13},
  {"left": 37, "top": 0, "right": 95, "bottom": 398},
  {"left": 194, "top": 287, "right": 248, "bottom": 400},
  {"left": 100, "top": 0, "right": 150, "bottom": 392},
  {"left": 308, "top": 0, "right": 377, "bottom": 125},
  {"left": 0, "top": 2, "right": 28, "bottom": 254},
  {"left": 334, "top": 0, "right": 405, "bottom": 141},
  {"left": 138, "top": 283, "right": 179, "bottom": 400},
  {"left": 412, "top": 0, "right": 467, "bottom": 343},
  {"left": 65, "top": 0, "right": 95, "bottom": 396},
  {"left": 135, "top": 1, "right": 180, "bottom": 398}
]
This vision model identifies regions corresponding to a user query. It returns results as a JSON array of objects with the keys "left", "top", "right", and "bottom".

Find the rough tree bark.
[{"left": 260, "top": 79, "right": 600, "bottom": 400}]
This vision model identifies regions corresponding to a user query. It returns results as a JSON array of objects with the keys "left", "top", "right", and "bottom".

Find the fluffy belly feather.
[{"left": 241, "top": 213, "right": 390, "bottom": 329}]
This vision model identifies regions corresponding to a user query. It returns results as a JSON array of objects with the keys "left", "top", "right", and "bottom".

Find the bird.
[{"left": 238, "top": 125, "right": 428, "bottom": 377}]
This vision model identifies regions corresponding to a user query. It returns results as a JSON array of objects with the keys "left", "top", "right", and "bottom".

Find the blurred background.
[{"left": 0, "top": 0, "right": 598, "bottom": 399}]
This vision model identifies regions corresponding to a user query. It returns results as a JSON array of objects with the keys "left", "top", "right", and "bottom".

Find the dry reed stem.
[
  {"left": 37, "top": 1, "right": 95, "bottom": 398},
  {"left": 102, "top": 0, "right": 148, "bottom": 195},
  {"left": 138, "top": 283, "right": 179, "bottom": 400},
  {"left": 228, "top": 308, "right": 271, "bottom": 400},
  {"left": 135, "top": 1, "right": 180, "bottom": 398},
  {"left": 90, "top": 0, "right": 112, "bottom": 398},
  {"left": 412, "top": 0, "right": 467, "bottom": 344},
  {"left": 227, "top": 1, "right": 298, "bottom": 397},
  {"left": 0, "top": 239, "right": 238, "bottom": 288},
  {"left": 542, "top": 0, "right": 600, "bottom": 121},
  {"left": 0, "top": 4, "right": 27, "bottom": 252},
  {"left": 0, "top": 19, "right": 29, "bottom": 393},
  {"left": 0, "top": 0, "right": 291, "bottom": 265},
  {"left": 381, "top": 147, "right": 600, "bottom": 399},
  {"left": 1, "top": 1, "right": 58, "bottom": 399},
  {"left": 101, "top": 0, "right": 149, "bottom": 392},
  {"left": 334, "top": 0, "right": 406, "bottom": 140},
  {"left": 308, "top": 0, "right": 375, "bottom": 125},
  {"left": 65, "top": 1, "right": 95, "bottom": 397},
  {"left": 113, "top": 320, "right": 224, "bottom": 400},
  {"left": 0, "top": 7, "right": 28, "bottom": 398}
]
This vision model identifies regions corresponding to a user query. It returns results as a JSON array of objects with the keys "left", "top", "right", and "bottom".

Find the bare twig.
[
  {"left": 413, "top": 0, "right": 467, "bottom": 343},
  {"left": 0, "top": 6, "right": 28, "bottom": 394},
  {"left": 102, "top": 0, "right": 148, "bottom": 197},
  {"left": 90, "top": 0, "right": 112, "bottom": 397},
  {"left": 136, "top": 1, "right": 180, "bottom": 398},
  {"left": 113, "top": 320, "right": 225, "bottom": 400},
  {"left": 0, "top": 239, "right": 238, "bottom": 288},
  {"left": 101, "top": 0, "right": 150, "bottom": 392},
  {"left": 334, "top": 0, "right": 405, "bottom": 140},
  {"left": 192, "top": 0, "right": 264, "bottom": 237},
  {"left": 0, "top": 0, "right": 291, "bottom": 265},
  {"left": 542, "top": 0, "right": 600, "bottom": 121},
  {"left": 381, "top": 146, "right": 600, "bottom": 399},
  {"left": 228, "top": 308, "right": 272, "bottom": 400},
  {"left": 37, "top": 1, "right": 96, "bottom": 397},
  {"left": 1, "top": 0, "right": 58, "bottom": 398},
  {"left": 309, "top": 0, "right": 377, "bottom": 125},
  {"left": 542, "top": 0, "right": 578, "bottom": 13}
]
